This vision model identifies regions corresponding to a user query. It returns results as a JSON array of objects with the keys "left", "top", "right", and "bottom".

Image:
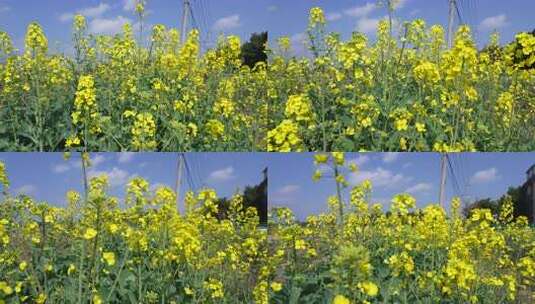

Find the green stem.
[{"left": 78, "top": 241, "right": 85, "bottom": 304}]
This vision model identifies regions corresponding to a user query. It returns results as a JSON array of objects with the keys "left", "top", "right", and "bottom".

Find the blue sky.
[
  {"left": 0, "top": 0, "right": 532, "bottom": 53},
  {"left": 0, "top": 153, "right": 268, "bottom": 209},
  {"left": 269, "top": 153, "right": 535, "bottom": 220},
  {"left": 1, "top": 152, "right": 534, "bottom": 218}
]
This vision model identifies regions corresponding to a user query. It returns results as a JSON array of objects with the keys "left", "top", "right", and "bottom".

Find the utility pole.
[
  {"left": 447, "top": 0, "right": 456, "bottom": 48},
  {"left": 180, "top": 0, "right": 191, "bottom": 44},
  {"left": 175, "top": 153, "right": 184, "bottom": 211},
  {"left": 333, "top": 164, "right": 344, "bottom": 227},
  {"left": 81, "top": 152, "right": 88, "bottom": 203},
  {"left": 439, "top": 154, "right": 447, "bottom": 208}
]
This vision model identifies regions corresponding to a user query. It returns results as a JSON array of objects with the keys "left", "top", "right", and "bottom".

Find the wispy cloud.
[
  {"left": 289, "top": 32, "right": 309, "bottom": 56},
  {"left": 52, "top": 155, "right": 106, "bottom": 174},
  {"left": 207, "top": 166, "right": 236, "bottom": 183},
  {"left": 118, "top": 152, "right": 135, "bottom": 164},
  {"left": 347, "top": 155, "right": 371, "bottom": 168},
  {"left": 53, "top": 163, "right": 71, "bottom": 174},
  {"left": 326, "top": 12, "right": 343, "bottom": 22},
  {"left": 382, "top": 153, "right": 400, "bottom": 164},
  {"left": 277, "top": 185, "right": 301, "bottom": 195},
  {"left": 470, "top": 168, "right": 500, "bottom": 185},
  {"left": 393, "top": 0, "right": 410, "bottom": 9},
  {"left": 123, "top": 0, "right": 137, "bottom": 12},
  {"left": 0, "top": 5, "right": 10, "bottom": 13},
  {"left": 59, "top": 3, "right": 111, "bottom": 22},
  {"left": 349, "top": 167, "right": 411, "bottom": 188},
  {"left": 356, "top": 16, "right": 381, "bottom": 35},
  {"left": 91, "top": 154, "right": 107, "bottom": 167},
  {"left": 88, "top": 167, "right": 131, "bottom": 188},
  {"left": 89, "top": 16, "right": 131, "bottom": 35},
  {"left": 405, "top": 182, "right": 432, "bottom": 194},
  {"left": 212, "top": 14, "right": 241, "bottom": 31},
  {"left": 479, "top": 14, "right": 509, "bottom": 31},
  {"left": 14, "top": 184, "right": 37, "bottom": 196},
  {"left": 344, "top": 3, "right": 377, "bottom": 18}
]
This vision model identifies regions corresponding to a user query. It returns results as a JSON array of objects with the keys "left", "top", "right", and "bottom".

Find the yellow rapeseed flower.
[
  {"left": 103, "top": 252, "right": 116, "bottom": 266},
  {"left": 332, "top": 295, "right": 350, "bottom": 304},
  {"left": 270, "top": 282, "right": 283, "bottom": 292},
  {"left": 83, "top": 228, "right": 97, "bottom": 240}
]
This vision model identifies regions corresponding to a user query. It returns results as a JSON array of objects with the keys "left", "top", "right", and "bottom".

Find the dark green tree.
[
  {"left": 463, "top": 186, "right": 523, "bottom": 218},
  {"left": 213, "top": 168, "right": 267, "bottom": 225},
  {"left": 241, "top": 32, "right": 268, "bottom": 69}
]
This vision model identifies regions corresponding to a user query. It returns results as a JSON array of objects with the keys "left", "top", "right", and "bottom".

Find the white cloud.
[
  {"left": 59, "top": 3, "right": 111, "bottom": 22},
  {"left": 53, "top": 163, "right": 71, "bottom": 174},
  {"left": 123, "top": 0, "right": 137, "bottom": 12},
  {"left": 326, "top": 12, "right": 343, "bottom": 22},
  {"left": 479, "top": 14, "right": 509, "bottom": 31},
  {"left": 59, "top": 13, "right": 75, "bottom": 22},
  {"left": 382, "top": 153, "right": 400, "bottom": 164},
  {"left": 267, "top": 5, "right": 278, "bottom": 13},
  {"left": 291, "top": 32, "right": 307, "bottom": 44},
  {"left": 405, "top": 182, "right": 432, "bottom": 194},
  {"left": 88, "top": 167, "right": 130, "bottom": 188},
  {"left": 392, "top": 0, "right": 409, "bottom": 9},
  {"left": 212, "top": 14, "right": 241, "bottom": 31},
  {"left": 289, "top": 32, "right": 309, "bottom": 56},
  {"left": 277, "top": 185, "right": 300, "bottom": 195},
  {"left": 118, "top": 152, "right": 135, "bottom": 164},
  {"left": 91, "top": 154, "right": 107, "bottom": 167},
  {"left": 349, "top": 167, "right": 410, "bottom": 188},
  {"left": 410, "top": 9, "right": 421, "bottom": 16},
  {"left": 470, "top": 168, "right": 500, "bottom": 185},
  {"left": 344, "top": 3, "right": 377, "bottom": 18},
  {"left": 15, "top": 185, "right": 37, "bottom": 196},
  {"left": 0, "top": 6, "right": 11, "bottom": 13},
  {"left": 81, "top": 3, "right": 111, "bottom": 18},
  {"left": 402, "top": 162, "right": 412, "bottom": 168},
  {"left": 89, "top": 16, "right": 131, "bottom": 35},
  {"left": 52, "top": 157, "right": 88, "bottom": 174},
  {"left": 356, "top": 17, "right": 381, "bottom": 35},
  {"left": 207, "top": 166, "right": 236, "bottom": 183},
  {"left": 348, "top": 155, "right": 370, "bottom": 167}
]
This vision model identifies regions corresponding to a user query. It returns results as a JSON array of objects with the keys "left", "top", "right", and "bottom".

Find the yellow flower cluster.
[
  {"left": 205, "top": 119, "right": 225, "bottom": 139},
  {"left": 0, "top": 163, "right": 8, "bottom": 189},
  {"left": 285, "top": 94, "right": 313, "bottom": 122},
  {"left": 1, "top": 16, "right": 266, "bottom": 151},
  {"left": 203, "top": 278, "right": 224, "bottom": 299},
  {"left": 309, "top": 7, "right": 326, "bottom": 26},
  {"left": 71, "top": 75, "right": 101, "bottom": 138},
  {"left": 268, "top": 153, "right": 535, "bottom": 303},
  {"left": 213, "top": 98, "right": 235, "bottom": 118},
  {"left": 267, "top": 120, "right": 302, "bottom": 152},
  {"left": 129, "top": 112, "right": 157, "bottom": 151},
  {"left": 494, "top": 92, "right": 514, "bottom": 127},
  {"left": 413, "top": 61, "right": 441, "bottom": 85},
  {"left": 0, "top": 160, "right": 266, "bottom": 303},
  {"left": 24, "top": 22, "right": 48, "bottom": 56},
  {"left": 267, "top": 8, "right": 535, "bottom": 152},
  {"left": 2, "top": 7, "right": 534, "bottom": 151}
]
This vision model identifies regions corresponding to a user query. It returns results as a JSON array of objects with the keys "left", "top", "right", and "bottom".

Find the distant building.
[{"left": 519, "top": 165, "right": 535, "bottom": 223}]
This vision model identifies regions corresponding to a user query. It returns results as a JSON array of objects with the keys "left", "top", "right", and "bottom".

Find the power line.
[
  {"left": 182, "top": 154, "right": 196, "bottom": 191},
  {"left": 175, "top": 153, "right": 184, "bottom": 210},
  {"left": 454, "top": 1, "right": 464, "bottom": 25},
  {"left": 447, "top": 0, "right": 456, "bottom": 47},
  {"left": 439, "top": 153, "right": 448, "bottom": 207},
  {"left": 447, "top": 155, "right": 462, "bottom": 198},
  {"left": 180, "top": 0, "right": 191, "bottom": 44}
]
